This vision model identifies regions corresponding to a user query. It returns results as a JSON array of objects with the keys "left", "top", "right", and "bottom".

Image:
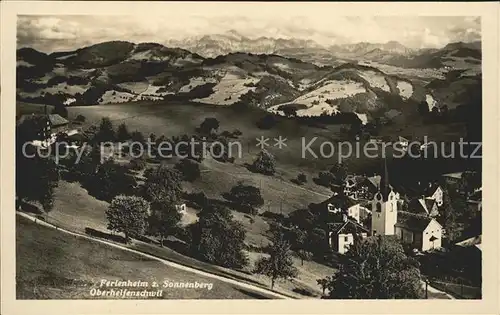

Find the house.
[
  {"left": 328, "top": 215, "right": 369, "bottom": 254},
  {"left": 343, "top": 175, "right": 367, "bottom": 200},
  {"left": 466, "top": 188, "right": 482, "bottom": 213},
  {"left": 395, "top": 211, "right": 443, "bottom": 252},
  {"left": 396, "top": 136, "right": 409, "bottom": 151},
  {"left": 316, "top": 193, "right": 362, "bottom": 224},
  {"left": 17, "top": 112, "right": 70, "bottom": 148},
  {"left": 369, "top": 159, "right": 442, "bottom": 252},
  {"left": 384, "top": 109, "right": 403, "bottom": 123},
  {"left": 422, "top": 183, "right": 444, "bottom": 206},
  {"left": 442, "top": 172, "right": 464, "bottom": 185},
  {"left": 175, "top": 203, "right": 187, "bottom": 215},
  {"left": 408, "top": 197, "right": 439, "bottom": 218}
]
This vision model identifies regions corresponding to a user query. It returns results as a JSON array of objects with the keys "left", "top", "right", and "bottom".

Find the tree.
[
  {"left": 282, "top": 107, "right": 297, "bottom": 118},
  {"left": 130, "top": 130, "right": 146, "bottom": 144},
  {"left": 94, "top": 117, "right": 115, "bottom": 143},
  {"left": 297, "top": 249, "right": 313, "bottom": 266},
  {"left": 106, "top": 195, "right": 150, "bottom": 243},
  {"left": 84, "top": 159, "right": 137, "bottom": 201},
  {"left": 75, "top": 114, "right": 86, "bottom": 123},
  {"left": 148, "top": 204, "right": 182, "bottom": 247},
  {"left": 251, "top": 149, "right": 276, "bottom": 175},
  {"left": 254, "top": 228, "right": 298, "bottom": 289},
  {"left": 225, "top": 181, "right": 264, "bottom": 214},
  {"left": 129, "top": 157, "right": 147, "bottom": 171},
  {"left": 198, "top": 117, "right": 220, "bottom": 135},
  {"left": 316, "top": 171, "right": 336, "bottom": 188},
  {"left": 190, "top": 204, "right": 248, "bottom": 268},
  {"left": 418, "top": 101, "right": 429, "bottom": 116},
  {"left": 439, "top": 188, "right": 460, "bottom": 242},
  {"left": 144, "top": 165, "right": 182, "bottom": 206},
  {"left": 117, "top": 123, "right": 131, "bottom": 142},
  {"left": 175, "top": 158, "right": 201, "bottom": 182},
  {"left": 297, "top": 173, "right": 307, "bottom": 184},
  {"left": 52, "top": 104, "right": 68, "bottom": 118},
  {"left": 327, "top": 162, "right": 349, "bottom": 187},
  {"left": 317, "top": 277, "right": 332, "bottom": 296},
  {"left": 16, "top": 128, "right": 59, "bottom": 216},
  {"left": 256, "top": 114, "right": 277, "bottom": 130},
  {"left": 324, "top": 236, "right": 423, "bottom": 299}
]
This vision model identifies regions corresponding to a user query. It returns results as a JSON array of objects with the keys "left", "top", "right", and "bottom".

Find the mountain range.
[{"left": 16, "top": 38, "right": 481, "bottom": 124}]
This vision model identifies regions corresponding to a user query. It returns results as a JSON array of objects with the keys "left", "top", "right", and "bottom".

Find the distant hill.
[
  {"left": 16, "top": 40, "right": 481, "bottom": 124},
  {"left": 382, "top": 41, "right": 482, "bottom": 70}
]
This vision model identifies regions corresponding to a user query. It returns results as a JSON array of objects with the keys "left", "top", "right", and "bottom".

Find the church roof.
[
  {"left": 408, "top": 198, "right": 436, "bottom": 216},
  {"left": 395, "top": 211, "right": 434, "bottom": 232}
]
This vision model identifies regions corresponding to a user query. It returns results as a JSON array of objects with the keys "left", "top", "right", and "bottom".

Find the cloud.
[{"left": 17, "top": 15, "right": 481, "bottom": 53}]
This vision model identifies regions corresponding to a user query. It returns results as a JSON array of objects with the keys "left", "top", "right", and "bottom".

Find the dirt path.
[{"left": 17, "top": 212, "right": 291, "bottom": 300}]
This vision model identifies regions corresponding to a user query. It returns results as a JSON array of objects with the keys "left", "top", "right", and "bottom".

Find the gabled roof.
[
  {"left": 385, "top": 109, "right": 402, "bottom": 120},
  {"left": 322, "top": 193, "right": 359, "bottom": 209},
  {"left": 423, "top": 183, "right": 442, "bottom": 197},
  {"left": 408, "top": 198, "right": 430, "bottom": 216},
  {"left": 48, "top": 114, "right": 69, "bottom": 126},
  {"left": 329, "top": 219, "right": 369, "bottom": 235},
  {"left": 442, "top": 172, "right": 463, "bottom": 179},
  {"left": 455, "top": 235, "right": 481, "bottom": 248},
  {"left": 17, "top": 113, "right": 69, "bottom": 127},
  {"left": 395, "top": 211, "right": 435, "bottom": 232},
  {"left": 344, "top": 175, "right": 366, "bottom": 186},
  {"left": 366, "top": 175, "right": 381, "bottom": 189}
]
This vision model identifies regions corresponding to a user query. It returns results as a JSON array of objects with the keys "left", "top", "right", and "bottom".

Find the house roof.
[
  {"left": 423, "top": 183, "right": 442, "bottom": 197},
  {"left": 384, "top": 109, "right": 402, "bottom": 120},
  {"left": 395, "top": 211, "right": 434, "bottom": 232},
  {"left": 468, "top": 189, "right": 482, "bottom": 202},
  {"left": 322, "top": 193, "right": 359, "bottom": 209},
  {"left": 329, "top": 219, "right": 369, "bottom": 235},
  {"left": 455, "top": 235, "right": 481, "bottom": 248},
  {"left": 17, "top": 113, "right": 69, "bottom": 127},
  {"left": 398, "top": 136, "right": 409, "bottom": 143},
  {"left": 408, "top": 198, "right": 429, "bottom": 216},
  {"left": 344, "top": 175, "right": 366, "bottom": 186},
  {"left": 48, "top": 114, "right": 69, "bottom": 126},
  {"left": 442, "top": 172, "right": 463, "bottom": 179}
]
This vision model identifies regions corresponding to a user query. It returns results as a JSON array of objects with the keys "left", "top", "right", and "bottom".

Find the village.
[{"left": 15, "top": 106, "right": 483, "bottom": 299}]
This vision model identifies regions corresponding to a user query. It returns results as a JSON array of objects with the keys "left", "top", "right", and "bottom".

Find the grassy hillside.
[{"left": 16, "top": 215, "right": 266, "bottom": 299}]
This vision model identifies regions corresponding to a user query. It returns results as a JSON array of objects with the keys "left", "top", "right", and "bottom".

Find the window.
[
  {"left": 376, "top": 202, "right": 382, "bottom": 212},
  {"left": 344, "top": 236, "right": 349, "bottom": 242}
]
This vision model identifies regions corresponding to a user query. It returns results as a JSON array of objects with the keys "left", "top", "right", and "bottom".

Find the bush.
[
  {"left": 250, "top": 150, "right": 276, "bottom": 175},
  {"left": 256, "top": 114, "right": 277, "bottom": 130},
  {"left": 175, "top": 159, "right": 201, "bottom": 182},
  {"left": 224, "top": 182, "right": 264, "bottom": 214},
  {"left": 129, "top": 157, "right": 147, "bottom": 171}
]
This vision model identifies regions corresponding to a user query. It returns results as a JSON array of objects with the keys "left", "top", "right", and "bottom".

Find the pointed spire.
[{"left": 380, "top": 157, "right": 390, "bottom": 200}]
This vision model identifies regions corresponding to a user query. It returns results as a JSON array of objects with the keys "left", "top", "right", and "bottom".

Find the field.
[
  {"left": 16, "top": 215, "right": 269, "bottom": 299},
  {"left": 20, "top": 179, "right": 334, "bottom": 298}
]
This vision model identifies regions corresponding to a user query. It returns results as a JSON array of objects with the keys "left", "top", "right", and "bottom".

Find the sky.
[{"left": 17, "top": 14, "right": 481, "bottom": 53}]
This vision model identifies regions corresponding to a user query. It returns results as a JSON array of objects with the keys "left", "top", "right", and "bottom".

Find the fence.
[{"left": 430, "top": 279, "right": 481, "bottom": 299}]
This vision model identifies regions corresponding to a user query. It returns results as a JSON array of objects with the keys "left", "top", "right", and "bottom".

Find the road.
[{"left": 17, "top": 211, "right": 291, "bottom": 300}]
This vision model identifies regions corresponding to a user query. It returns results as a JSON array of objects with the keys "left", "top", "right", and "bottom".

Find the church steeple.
[{"left": 380, "top": 157, "right": 391, "bottom": 201}]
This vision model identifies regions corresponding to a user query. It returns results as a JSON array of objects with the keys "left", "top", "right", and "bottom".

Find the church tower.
[{"left": 371, "top": 158, "right": 398, "bottom": 236}]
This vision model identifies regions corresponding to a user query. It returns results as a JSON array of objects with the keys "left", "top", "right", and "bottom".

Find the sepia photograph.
[{"left": 1, "top": 1, "right": 499, "bottom": 314}]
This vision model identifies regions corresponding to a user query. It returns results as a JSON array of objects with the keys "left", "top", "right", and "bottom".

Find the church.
[{"left": 370, "top": 160, "right": 443, "bottom": 252}]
